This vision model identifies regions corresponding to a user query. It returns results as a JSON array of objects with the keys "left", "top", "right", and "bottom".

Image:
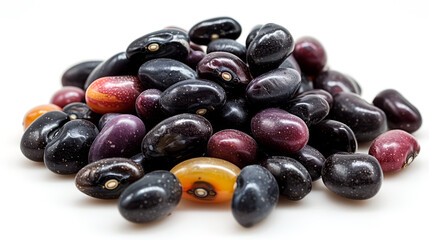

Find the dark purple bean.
[
  {"left": 142, "top": 114, "right": 212, "bottom": 171},
  {"left": 232, "top": 165, "right": 279, "bottom": 227},
  {"left": 84, "top": 52, "right": 139, "bottom": 90},
  {"left": 62, "top": 60, "right": 101, "bottom": 89},
  {"left": 246, "top": 68, "right": 300, "bottom": 107},
  {"left": 135, "top": 89, "right": 166, "bottom": 127},
  {"left": 279, "top": 55, "right": 301, "bottom": 75},
  {"left": 88, "top": 114, "right": 146, "bottom": 163},
  {"left": 373, "top": 89, "right": 422, "bottom": 133},
  {"left": 330, "top": 92, "right": 387, "bottom": 142},
  {"left": 322, "top": 153, "right": 383, "bottom": 200},
  {"left": 296, "top": 73, "right": 313, "bottom": 94},
  {"left": 197, "top": 52, "right": 252, "bottom": 92},
  {"left": 283, "top": 94, "right": 330, "bottom": 126},
  {"left": 286, "top": 145, "right": 326, "bottom": 181},
  {"left": 313, "top": 70, "right": 361, "bottom": 96},
  {"left": 75, "top": 158, "right": 143, "bottom": 199},
  {"left": 296, "top": 89, "right": 333, "bottom": 108},
  {"left": 251, "top": 108, "right": 309, "bottom": 154},
  {"left": 138, "top": 58, "right": 197, "bottom": 90},
  {"left": 189, "top": 17, "right": 241, "bottom": 45},
  {"left": 207, "top": 39, "right": 246, "bottom": 62},
  {"left": 126, "top": 29, "right": 190, "bottom": 65},
  {"left": 160, "top": 79, "right": 226, "bottom": 116},
  {"left": 260, "top": 156, "right": 312, "bottom": 200},
  {"left": 98, "top": 113, "right": 121, "bottom": 130},
  {"left": 62, "top": 102, "right": 101, "bottom": 126},
  {"left": 245, "top": 25, "right": 262, "bottom": 48},
  {"left": 246, "top": 23, "right": 294, "bottom": 76},
  {"left": 210, "top": 97, "right": 251, "bottom": 133},
  {"left": 20, "top": 111, "right": 69, "bottom": 162},
  {"left": 118, "top": 171, "right": 182, "bottom": 223},
  {"left": 186, "top": 48, "right": 206, "bottom": 70},
  {"left": 309, "top": 119, "right": 357, "bottom": 157},
  {"left": 293, "top": 37, "right": 327, "bottom": 75},
  {"left": 44, "top": 120, "right": 99, "bottom": 174}
]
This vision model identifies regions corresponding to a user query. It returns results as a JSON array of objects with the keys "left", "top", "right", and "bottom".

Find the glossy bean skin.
[
  {"left": 98, "top": 113, "right": 121, "bottom": 130},
  {"left": 84, "top": 52, "right": 139, "bottom": 90},
  {"left": 135, "top": 89, "right": 166, "bottom": 127},
  {"left": 296, "top": 89, "right": 333, "bottom": 108},
  {"left": 287, "top": 145, "right": 326, "bottom": 181},
  {"left": 260, "top": 156, "right": 312, "bottom": 200},
  {"left": 210, "top": 97, "right": 251, "bottom": 133},
  {"left": 322, "top": 153, "right": 383, "bottom": 200},
  {"left": 88, "top": 114, "right": 146, "bottom": 163},
  {"left": 186, "top": 48, "right": 206, "bottom": 70},
  {"left": 282, "top": 94, "right": 330, "bottom": 126},
  {"left": 62, "top": 60, "right": 101, "bottom": 89},
  {"left": 232, "top": 165, "right": 279, "bottom": 227},
  {"left": 246, "top": 23, "right": 294, "bottom": 76},
  {"left": 142, "top": 114, "right": 212, "bottom": 171},
  {"left": 207, "top": 39, "right": 246, "bottom": 62},
  {"left": 126, "top": 29, "right": 190, "bottom": 65},
  {"left": 118, "top": 170, "right": 182, "bottom": 223},
  {"left": 170, "top": 157, "right": 241, "bottom": 203},
  {"left": 75, "top": 158, "right": 144, "bottom": 199},
  {"left": 189, "top": 17, "right": 242, "bottom": 45},
  {"left": 207, "top": 129, "right": 258, "bottom": 168},
  {"left": 50, "top": 86, "right": 85, "bottom": 108},
  {"left": 22, "top": 104, "right": 62, "bottom": 129},
  {"left": 21, "top": 111, "right": 69, "bottom": 162},
  {"left": 330, "top": 92, "right": 387, "bottom": 142},
  {"left": 44, "top": 120, "right": 99, "bottom": 174},
  {"left": 160, "top": 79, "right": 226, "bottom": 116},
  {"left": 313, "top": 70, "right": 361, "bottom": 96},
  {"left": 85, "top": 76, "right": 144, "bottom": 114},
  {"left": 246, "top": 68, "right": 301, "bottom": 107},
  {"left": 197, "top": 52, "right": 252, "bottom": 92},
  {"left": 251, "top": 108, "right": 309, "bottom": 154},
  {"left": 373, "top": 89, "right": 422, "bottom": 133},
  {"left": 62, "top": 102, "right": 101, "bottom": 126},
  {"left": 369, "top": 130, "right": 420, "bottom": 172},
  {"left": 279, "top": 55, "right": 301, "bottom": 75},
  {"left": 293, "top": 37, "right": 327, "bottom": 75},
  {"left": 295, "top": 73, "right": 313, "bottom": 94},
  {"left": 130, "top": 153, "right": 146, "bottom": 168},
  {"left": 138, "top": 58, "right": 197, "bottom": 90},
  {"left": 245, "top": 25, "right": 262, "bottom": 48},
  {"left": 309, "top": 119, "right": 357, "bottom": 157}
]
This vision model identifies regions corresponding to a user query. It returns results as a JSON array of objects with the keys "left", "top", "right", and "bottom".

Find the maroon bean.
[
  {"left": 135, "top": 89, "right": 166, "bottom": 127},
  {"left": 293, "top": 37, "right": 327, "bottom": 75},
  {"left": 369, "top": 130, "right": 420, "bottom": 172},
  {"left": 50, "top": 86, "right": 85, "bottom": 108},
  {"left": 313, "top": 70, "right": 361, "bottom": 96}
]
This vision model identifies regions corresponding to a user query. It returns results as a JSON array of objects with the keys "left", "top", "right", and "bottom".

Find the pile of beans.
[{"left": 20, "top": 17, "right": 422, "bottom": 227}]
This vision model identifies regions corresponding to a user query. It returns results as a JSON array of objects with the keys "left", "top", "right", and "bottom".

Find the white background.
[{"left": 1, "top": 0, "right": 428, "bottom": 239}]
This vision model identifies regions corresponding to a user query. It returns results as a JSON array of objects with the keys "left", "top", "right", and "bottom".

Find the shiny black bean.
[
  {"left": 260, "top": 156, "right": 312, "bottom": 200},
  {"left": 197, "top": 52, "right": 252, "bottom": 92},
  {"left": 330, "top": 92, "right": 387, "bottom": 142},
  {"left": 142, "top": 114, "right": 212, "bottom": 171},
  {"left": 322, "top": 153, "right": 383, "bottom": 200},
  {"left": 282, "top": 94, "right": 330, "bottom": 126},
  {"left": 62, "top": 61, "right": 101, "bottom": 89},
  {"left": 246, "top": 68, "right": 300, "bottom": 107},
  {"left": 62, "top": 102, "right": 101, "bottom": 126},
  {"left": 75, "top": 158, "right": 143, "bottom": 199},
  {"left": 245, "top": 25, "right": 262, "bottom": 48},
  {"left": 20, "top": 111, "right": 69, "bottom": 162},
  {"left": 286, "top": 145, "right": 326, "bottom": 181},
  {"left": 207, "top": 39, "right": 246, "bottom": 62},
  {"left": 309, "top": 119, "right": 357, "bottom": 157},
  {"left": 189, "top": 17, "right": 242, "bottom": 45},
  {"left": 126, "top": 29, "right": 190, "bottom": 64},
  {"left": 84, "top": 52, "right": 139, "bottom": 89},
  {"left": 98, "top": 113, "right": 121, "bottom": 130},
  {"left": 232, "top": 165, "right": 279, "bottom": 227},
  {"left": 44, "top": 120, "right": 99, "bottom": 174},
  {"left": 296, "top": 73, "right": 313, "bottom": 94},
  {"left": 138, "top": 58, "right": 197, "bottom": 90},
  {"left": 313, "top": 70, "right": 361, "bottom": 96},
  {"left": 373, "top": 89, "right": 422, "bottom": 133},
  {"left": 279, "top": 55, "right": 301, "bottom": 75},
  {"left": 246, "top": 23, "right": 294, "bottom": 76},
  {"left": 186, "top": 48, "right": 206, "bottom": 70},
  {"left": 296, "top": 89, "right": 333, "bottom": 108},
  {"left": 118, "top": 170, "right": 182, "bottom": 223},
  {"left": 160, "top": 79, "right": 226, "bottom": 116},
  {"left": 210, "top": 97, "right": 251, "bottom": 133}
]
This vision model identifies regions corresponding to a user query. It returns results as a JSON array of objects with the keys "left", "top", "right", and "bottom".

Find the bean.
[
  {"left": 22, "top": 104, "right": 62, "bottom": 130},
  {"left": 286, "top": 145, "right": 326, "bottom": 181},
  {"left": 62, "top": 102, "right": 101, "bottom": 126},
  {"left": 135, "top": 89, "right": 166, "bottom": 127},
  {"left": 189, "top": 17, "right": 241, "bottom": 45},
  {"left": 245, "top": 25, "right": 262, "bottom": 48},
  {"left": 313, "top": 70, "right": 361, "bottom": 96},
  {"left": 293, "top": 37, "right": 327, "bottom": 75},
  {"left": 232, "top": 165, "right": 279, "bottom": 227},
  {"left": 207, "top": 39, "right": 246, "bottom": 62},
  {"left": 50, "top": 86, "right": 85, "bottom": 108},
  {"left": 118, "top": 171, "right": 182, "bottom": 223},
  {"left": 62, "top": 60, "right": 101, "bottom": 89},
  {"left": 211, "top": 97, "right": 251, "bottom": 133},
  {"left": 98, "top": 113, "right": 121, "bottom": 130},
  {"left": 296, "top": 89, "right": 333, "bottom": 108},
  {"left": 282, "top": 94, "right": 330, "bottom": 126},
  {"left": 279, "top": 55, "right": 301, "bottom": 75}
]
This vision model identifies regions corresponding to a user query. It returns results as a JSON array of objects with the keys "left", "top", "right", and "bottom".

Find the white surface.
[{"left": 1, "top": 0, "right": 428, "bottom": 239}]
